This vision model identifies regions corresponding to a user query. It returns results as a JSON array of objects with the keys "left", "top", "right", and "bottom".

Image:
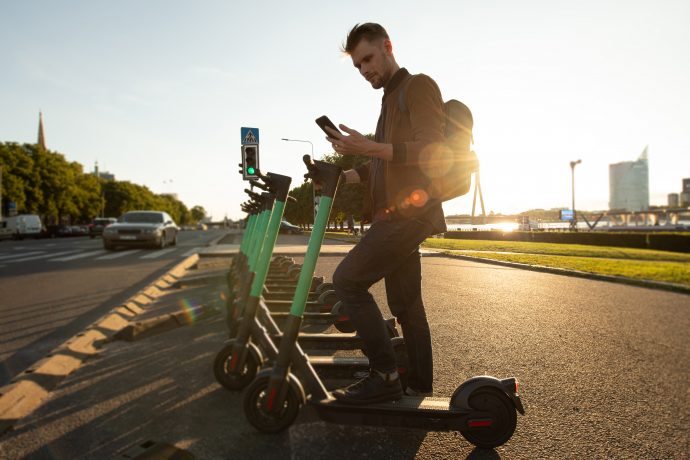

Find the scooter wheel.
[
  {"left": 243, "top": 374, "right": 302, "bottom": 433},
  {"left": 457, "top": 387, "right": 517, "bottom": 449},
  {"left": 314, "top": 282, "right": 334, "bottom": 296},
  {"left": 317, "top": 290, "right": 338, "bottom": 312},
  {"left": 331, "top": 301, "right": 355, "bottom": 333},
  {"left": 213, "top": 343, "right": 260, "bottom": 391}
]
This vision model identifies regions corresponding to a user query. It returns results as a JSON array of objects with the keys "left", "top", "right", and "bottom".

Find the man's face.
[{"left": 350, "top": 39, "right": 392, "bottom": 90}]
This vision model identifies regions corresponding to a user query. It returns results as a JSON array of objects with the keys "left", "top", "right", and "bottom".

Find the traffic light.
[{"left": 242, "top": 144, "right": 259, "bottom": 180}]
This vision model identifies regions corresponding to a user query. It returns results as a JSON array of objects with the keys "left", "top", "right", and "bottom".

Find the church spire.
[{"left": 37, "top": 111, "right": 46, "bottom": 150}]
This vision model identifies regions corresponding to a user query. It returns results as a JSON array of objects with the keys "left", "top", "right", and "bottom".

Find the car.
[
  {"left": 89, "top": 217, "right": 117, "bottom": 238},
  {"left": 102, "top": 211, "right": 178, "bottom": 250},
  {"left": 196, "top": 222, "right": 208, "bottom": 231},
  {"left": 279, "top": 220, "right": 303, "bottom": 235},
  {"left": 44, "top": 224, "right": 73, "bottom": 238},
  {"left": 3, "top": 214, "right": 43, "bottom": 239}
]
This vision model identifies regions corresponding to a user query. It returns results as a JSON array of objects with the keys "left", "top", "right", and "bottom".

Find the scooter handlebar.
[{"left": 302, "top": 155, "right": 342, "bottom": 198}]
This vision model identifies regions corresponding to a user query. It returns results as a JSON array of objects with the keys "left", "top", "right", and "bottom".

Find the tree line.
[{"left": 0, "top": 142, "right": 206, "bottom": 225}]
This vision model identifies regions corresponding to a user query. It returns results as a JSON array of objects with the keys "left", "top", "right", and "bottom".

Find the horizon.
[{"left": 1, "top": 1, "right": 689, "bottom": 220}]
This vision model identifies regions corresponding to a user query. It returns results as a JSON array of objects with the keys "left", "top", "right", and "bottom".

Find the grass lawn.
[
  {"left": 422, "top": 238, "right": 690, "bottom": 287},
  {"left": 322, "top": 232, "right": 690, "bottom": 288}
]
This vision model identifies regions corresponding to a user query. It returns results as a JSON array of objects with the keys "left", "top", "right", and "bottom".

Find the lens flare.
[{"left": 179, "top": 298, "right": 201, "bottom": 324}]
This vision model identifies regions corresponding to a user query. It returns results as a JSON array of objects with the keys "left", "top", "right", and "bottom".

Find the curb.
[
  {"left": 436, "top": 251, "right": 690, "bottom": 295},
  {"left": 0, "top": 254, "right": 200, "bottom": 435}
]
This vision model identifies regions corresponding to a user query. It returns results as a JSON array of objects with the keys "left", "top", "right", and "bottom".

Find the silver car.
[{"left": 103, "top": 211, "right": 178, "bottom": 250}]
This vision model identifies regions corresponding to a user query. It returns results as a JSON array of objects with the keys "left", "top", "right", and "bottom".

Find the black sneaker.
[{"left": 332, "top": 370, "right": 403, "bottom": 405}]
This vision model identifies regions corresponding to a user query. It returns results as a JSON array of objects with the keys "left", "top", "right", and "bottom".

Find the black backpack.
[{"left": 398, "top": 77, "right": 479, "bottom": 202}]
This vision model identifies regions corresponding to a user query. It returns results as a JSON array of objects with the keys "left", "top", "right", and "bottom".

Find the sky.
[{"left": 1, "top": 0, "right": 689, "bottom": 220}]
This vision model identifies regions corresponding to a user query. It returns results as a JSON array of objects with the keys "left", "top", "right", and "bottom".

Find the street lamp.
[
  {"left": 570, "top": 159, "right": 582, "bottom": 231},
  {"left": 281, "top": 138, "right": 316, "bottom": 225}
]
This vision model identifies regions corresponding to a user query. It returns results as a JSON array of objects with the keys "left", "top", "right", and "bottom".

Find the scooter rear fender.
[{"left": 451, "top": 375, "right": 525, "bottom": 415}]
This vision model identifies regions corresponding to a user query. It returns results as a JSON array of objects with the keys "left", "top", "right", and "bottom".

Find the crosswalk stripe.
[
  {"left": 48, "top": 250, "right": 107, "bottom": 262},
  {"left": 139, "top": 248, "right": 177, "bottom": 259},
  {"left": 9, "top": 250, "right": 81, "bottom": 263},
  {"left": 0, "top": 251, "right": 45, "bottom": 261},
  {"left": 96, "top": 249, "right": 142, "bottom": 260}
]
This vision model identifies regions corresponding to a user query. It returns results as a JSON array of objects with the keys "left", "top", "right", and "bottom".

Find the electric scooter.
[
  {"left": 241, "top": 156, "right": 524, "bottom": 449},
  {"left": 214, "top": 170, "right": 405, "bottom": 391}
]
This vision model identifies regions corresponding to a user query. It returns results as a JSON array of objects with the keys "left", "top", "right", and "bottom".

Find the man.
[{"left": 325, "top": 23, "right": 447, "bottom": 404}]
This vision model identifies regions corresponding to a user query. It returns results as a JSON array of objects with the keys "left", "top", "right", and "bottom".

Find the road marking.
[
  {"left": 181, "top": 248, "right": 200, "bottom": 257},
  {"left": 139, "top": 248, "right": 178, "bottom": 259},
  {"left": 9, "top": 250, "right": 81, "bottom": 263},
  {"left": 96, "top": 249, "right": 142, "bottom": 260},
  {"left": 0, "top": 251, "right": 45, "bottom": 261},
  {"left": 48, "top": 250, "right": 108, "bottom": 262}
]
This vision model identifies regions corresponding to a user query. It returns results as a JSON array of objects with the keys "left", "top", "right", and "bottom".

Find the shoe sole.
[{"left": 332, "top": 389, "right": 403, "bottom": 405}]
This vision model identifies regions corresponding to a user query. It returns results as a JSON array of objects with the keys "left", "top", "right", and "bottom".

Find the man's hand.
[{"left": 325, "top": 125, "right": 392, "bottom": 160}]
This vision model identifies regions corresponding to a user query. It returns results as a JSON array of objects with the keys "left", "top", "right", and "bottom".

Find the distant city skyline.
[{"left": 1, "top": 1, "right": 688, "bottom": 220}]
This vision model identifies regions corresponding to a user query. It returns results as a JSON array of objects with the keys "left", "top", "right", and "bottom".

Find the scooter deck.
[
  {"left": 264, "top": 300, "right": 331, "bottom": 313},
  {"left": 271, "top": 332, "right": 364, "bottom": 350},
  {"left": 311, "top": 396, "right": 477, "bottom": 431},
  {"left": 308, "top": 356, "right": 370, "bottom": 379},
  {"left": 270, "top": 311, "right": 336, "bottom": 325}
]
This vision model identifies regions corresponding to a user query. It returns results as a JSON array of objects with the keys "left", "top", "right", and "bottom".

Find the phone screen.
[{"left": 315, "top": 115, "right": 342, "bottom": 136}]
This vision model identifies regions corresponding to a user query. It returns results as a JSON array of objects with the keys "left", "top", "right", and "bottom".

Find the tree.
[{"left": 190, "top": 205, "right": 207, "bottom": 223}]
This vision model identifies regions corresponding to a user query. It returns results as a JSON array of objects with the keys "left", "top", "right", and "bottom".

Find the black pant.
[{"left": 333, "top": 217, "right": 434, "bottom": 392}]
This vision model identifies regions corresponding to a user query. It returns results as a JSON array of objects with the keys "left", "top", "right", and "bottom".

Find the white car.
[
  {"left": 102, "top": 211, "right": 179, "bottom": 250},
  {"left": 2, "top": 214, "right": 43, "bottom": 239}
]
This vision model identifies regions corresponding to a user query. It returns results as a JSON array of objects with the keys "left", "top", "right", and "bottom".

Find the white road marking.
[
  {"left": 181, "top": 248, "right": 200, "bottom": 257},
  {"left": 139, "top": 248, "right": 177, "bottom": 259},
  {"left": 9, "top": 250, "right": 81, "bottom": 263},
  {"left": 48, "top": 250, "right": 107, "bottom": 262},
  {"left": 0, "top": 251, "right": 45, "bottom": 261},
  {"left": 96, "top": 249, "right": 142, "bottom": 260}
]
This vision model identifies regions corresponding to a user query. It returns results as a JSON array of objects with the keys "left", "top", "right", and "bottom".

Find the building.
[
  {"left": 668, "top": 193, "right": 679, "bottom": 208},
  {"left": 94, "top": 162, "right": 115, "bottom": 181},
  {"left": 38, "top": 112, "right": 47, "bottom": 150},
  {"left": 681, "top": 178, "right": 690, "bottom": 207},
  {"left": 609, "top": 146, "right": 650, "bottom": 212}
]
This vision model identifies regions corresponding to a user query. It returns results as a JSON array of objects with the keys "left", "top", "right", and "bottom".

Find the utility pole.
[
  {"left": 281, "top": 138, "right": 316, "bottom": 225},
  {"left": 570, "top": 159, "right": 582, "bottom": 231}
]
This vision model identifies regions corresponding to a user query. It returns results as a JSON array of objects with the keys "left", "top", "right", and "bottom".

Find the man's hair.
[{"left": 342, "top": 23, "right": 390, "bottom": 54}]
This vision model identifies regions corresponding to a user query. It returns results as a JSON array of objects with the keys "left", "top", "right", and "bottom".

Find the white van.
[{"left": 3, "top": 214, "right": 43, "bottom": 239}]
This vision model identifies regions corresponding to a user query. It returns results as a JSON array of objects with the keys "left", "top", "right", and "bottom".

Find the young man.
[{"left": 325, "top": 23, "right": 447, "bottom": 404}]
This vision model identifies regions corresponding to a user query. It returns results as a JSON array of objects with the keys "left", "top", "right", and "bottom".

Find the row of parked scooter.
[{"left": 211, "top": 156, "right": 524, "bottom": 449}]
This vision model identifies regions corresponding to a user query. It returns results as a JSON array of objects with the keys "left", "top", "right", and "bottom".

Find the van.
[{"left": 4, "top": 214, "right": 43, "bottom": 239}]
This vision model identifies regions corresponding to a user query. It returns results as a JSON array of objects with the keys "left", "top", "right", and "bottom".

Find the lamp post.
[
  {"left": 281, "top": 138, "right": 316, "bottom": 225},
  {"left": 570, "top": 159, "right": 582, "bottom": 231}
]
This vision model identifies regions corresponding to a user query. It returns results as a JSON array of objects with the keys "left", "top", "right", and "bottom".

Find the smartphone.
[{"left": 315, "top": 115, "right": 342, "bottom": 137}]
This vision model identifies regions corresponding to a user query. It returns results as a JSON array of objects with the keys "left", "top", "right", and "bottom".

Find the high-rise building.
[
  {"left": 681, "top": 178, "right": 690, "bottom": 207},
  {"left": 609, "top": 146, "right": 650, "bottom": 212},
  {"left": 668, "top": 193, "right": 679, "bottom": 207}
]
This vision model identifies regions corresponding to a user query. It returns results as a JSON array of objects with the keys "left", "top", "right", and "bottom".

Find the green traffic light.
[{"left": 247, "top": 167, "right": 255, "bottom": 175}]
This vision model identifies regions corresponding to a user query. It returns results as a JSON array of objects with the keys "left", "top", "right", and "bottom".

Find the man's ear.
[{"left": 383, "top": 39, "right": 393, "bottom": 55}]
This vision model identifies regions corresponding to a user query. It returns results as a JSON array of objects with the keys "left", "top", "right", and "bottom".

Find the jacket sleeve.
[{"left": 391, "top": 74, "right": 445, "bottom": 166}]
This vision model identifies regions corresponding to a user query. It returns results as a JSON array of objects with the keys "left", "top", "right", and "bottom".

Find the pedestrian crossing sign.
[{"left": 241, "top": 127, "right": 259, "bottom": 145}]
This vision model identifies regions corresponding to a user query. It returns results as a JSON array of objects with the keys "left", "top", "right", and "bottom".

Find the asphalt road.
[
  {"left": 0, "top": 236, "right": 688, "bottom": 458},
  {"left": 0, "top": 229, "right": 229, "bottom": 386}
]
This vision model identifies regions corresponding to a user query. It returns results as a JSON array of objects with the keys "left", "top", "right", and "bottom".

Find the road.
[
  {"left": 0, "top": 229, "right": 229, "bottom": 386},
  {"left": 0, "top": 236, "right": 688, "bottom": 458}
]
